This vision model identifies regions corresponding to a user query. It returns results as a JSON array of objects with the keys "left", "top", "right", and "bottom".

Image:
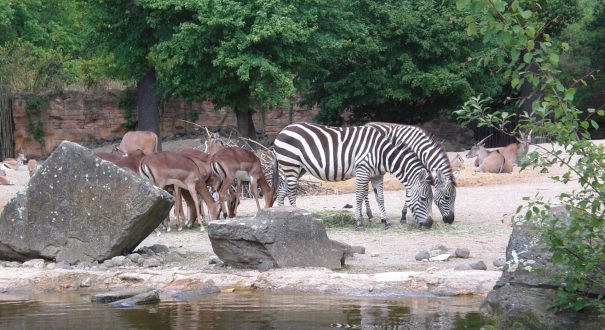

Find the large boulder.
[
  {"left": 483, "top": 206, "right": 605, "bottom": 329},
  {"left": 0, "top": 141, "right": 173, "bottom": 263},
  {"left": 208, "top": 207, "right": 362, "bottom": 270}
]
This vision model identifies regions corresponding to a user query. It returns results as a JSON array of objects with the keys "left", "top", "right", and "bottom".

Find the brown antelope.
[
  {"left": 466, "top": 135, "right": 513, "bottom": 174},
  {"left": 210, "top": 146, "right": 274, "bottom": 218},
  {"left": 2, "top": 152, "right": 26, "bottom": 171},
  {"left": 499, "top": 131, "right": 531, "bottom": 166},
  {"left": 0, "top": 169, "right": 12, "bottom": 185},
  {"left": 116, "top": 131, "right": 158, "bottom": 155},
  {"left": 113, "top": 149, "right": 147, "bottom": 174},
  {"left": 94, "top": 148, "right": 125, "bottom": 163},
  {"left": 27, "top": 159, "right": 38, "bottom": 177},
  {"left": 139, "top": 151, "right": 218, "bottom": 232}
]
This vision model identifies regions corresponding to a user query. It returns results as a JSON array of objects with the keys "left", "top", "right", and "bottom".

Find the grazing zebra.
[
  {"left": 273, "top": 122, "right": 434, "bottom": 229},
  {"left": 364, "top": 122, "right": 457, "bottom": 224}
]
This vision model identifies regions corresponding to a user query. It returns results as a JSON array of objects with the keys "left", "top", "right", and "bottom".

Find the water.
[{"left": 0, "top": 292, "right": 489, "bottom": 329}]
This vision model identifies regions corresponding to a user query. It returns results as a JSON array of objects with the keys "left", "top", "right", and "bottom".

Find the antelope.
[
  {"left": 449, "top": 153, "right": 464, "bottom": 177},
  {"left": 466, "top": 135, "right": 513, "bottom": 173},
  {"left": 95, "top": 149, "right": 146, "bottom": 174},
  {"left": 27, "top": 159, "right": 38, "bottom": 177},
  {"left": 205, "top": 135, "right": 243, "bottom": 218},
  {"left": 116, "top": 131, "right": 158, "bottom": 155},
  {"left": 210, "top": 146, "right": 274, "bottom": 218},
  {"left": 499, "top": 131, "right": 531, "bottom": 166},
  {"left": 139, "top": 151, "right": 219, "bottom": 232},
  {"left": 2, "top": 152, "right": 26, "bottom": 171},
  {"left": 0, "top": 169, "right": 12, "bottom": 185}
]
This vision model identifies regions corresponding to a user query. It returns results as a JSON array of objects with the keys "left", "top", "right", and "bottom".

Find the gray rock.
[
  {"left": 172, "top": 280, "right": 220, "bottom": 301},
  {"left": 163, "top": 251, "right": 184, "bottom": 263},
  {"left": 454, "top": 264, "right": 472, "bottom": 270},
  {"left": 110, "top": 256, "right": 127, "bottom": 267},
  {"left": 150, "top": 244, "right": 170, "bottom": 254},
  {"left": 80, "top": 277, "right": 92, "bottom": 287},
  {"left": 174, "top": 248, "right": 187, "bottom": 258},
  {"left": 493, "top": 257, "right": 506, "bottom": 268},
  {"left": 370, "top": 253, "right": 380, "bottom": 257},
  {"left": 415, "top": 250, "right": 430, "bottom": 261},
  {"left": 142, "top": 257, "right": 161, "bottom": 268},
  {"left": 208, "top": 256, "right": 222, "bottom": 265},
  {"left": 482, "top": 206, "right": 605, "bottom": 329},
  {"left": 127, "top": 253, "right": 142, "bottom": 263},
  {"left": 102, "top": 260, "right": 114, "bottom": 268},
  {"left": 22, "top": 259, "right": 45, "bottom": 269},
  {"left": 208, "top": 207, "right": 361, "bottom": 270},
  {"left": 470, "top": 260, "right": 487, "bottom": 270},
  {"left": 455, "top": 247, "right": 470, "bottom": 258},
  {"left": 4, "top": 261, "right": 21, "bottom": 268},
  {"left": 74, "top": 261, "right": 91, "bottom": 270},
  {"left": 92, "top": 288, "right": 151, "bottom": 303},
  {"left": 109, "top": 290, "right": 160, "bottom": 307},
  {"left": 45, "top": 262, "right": 56, "bottom": 270},
  {"left": 0, "top": 141, "right": 174, "bottom": 263},
  {"left": 429, "top": 249, "right": 442, "bottom": 258}
]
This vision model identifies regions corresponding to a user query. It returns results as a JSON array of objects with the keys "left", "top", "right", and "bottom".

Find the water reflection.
[{"left": 0, "top": 292, "right": 487, "bottom": 329}]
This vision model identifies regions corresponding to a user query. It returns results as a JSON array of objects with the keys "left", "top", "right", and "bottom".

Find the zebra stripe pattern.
[
  {"left": 365, "top": 122, "right": 457, "bottom": 224},
  {"left": 273, "top": 123, "right": 433, "bottom": 228}
]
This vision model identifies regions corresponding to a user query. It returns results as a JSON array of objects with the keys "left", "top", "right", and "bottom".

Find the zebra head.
[
  {"left": 433, "top": 168, "right": 456, "bottom": 224},
  {"left": 406, "top": 168, "right": 434, "bottom": 228}
]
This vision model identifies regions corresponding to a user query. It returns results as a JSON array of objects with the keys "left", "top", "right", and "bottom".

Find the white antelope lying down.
[
  {"left": 466, "top": 135, "right": 512, "bottom": 174},
  {"left": 140, "top": 151, "right": 218, "bottom": 231}
]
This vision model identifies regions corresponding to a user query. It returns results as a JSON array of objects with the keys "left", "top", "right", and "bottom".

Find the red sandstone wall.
[{"left": 12, "top": 91, "right": 318, "bottom": 157}]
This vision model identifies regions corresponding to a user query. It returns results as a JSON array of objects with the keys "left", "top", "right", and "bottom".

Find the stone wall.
[{"left": 11, "top": 91, "right": 318, "bottom": 157}]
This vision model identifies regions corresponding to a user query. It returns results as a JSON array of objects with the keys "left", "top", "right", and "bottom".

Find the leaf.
[
  {"left": 565, "top": 88, "right": 576, "bottom": 101},
  {"left": 520, "top": 10, "right": 532, "bottom": 19},
  {"left": 523, "top": 52, "right": 532, "bottom": 63},
  {"left": 598, "top": 110, "right": 604, "bottom": 116},
  {"left": 549, "top": 53, "right": 559, "bottom": 66},
  {"left": 511, "top": 49, "right": 520, "bottom": 61},
  {"left": 511, "top": 77, "right": 520, "bottom": 88},
  {"left": 527, "top": 40, "right": 534, "bottom": 50}
]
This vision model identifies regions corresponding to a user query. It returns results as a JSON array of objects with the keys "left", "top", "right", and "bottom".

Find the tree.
[
  {"left": 299, "top": 0, "right": 503, "bottom": 125},
  {"left": 142, "top": 0, "right": 320, "bottom": 139},
  {"left": 456, "top": 0, "right": 605, "bottom": 316}
]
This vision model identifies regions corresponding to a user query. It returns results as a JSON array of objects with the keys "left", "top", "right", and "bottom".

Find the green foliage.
[
  {"left": 302, "top": 0, "right": 502, "bottom": 125},
  {"left": 25, "top": 95, "right": 46, "bottom": 144},
  {"left": 312, "top": 210, "right": 357, "bottom": 228},
  {"left": 456, "top": 0, "right": 605, "bottom": 316}
]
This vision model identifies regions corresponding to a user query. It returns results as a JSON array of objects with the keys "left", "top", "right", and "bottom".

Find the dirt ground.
[{"left": 0, "top": 139, "right": 582, "bottom": 297}]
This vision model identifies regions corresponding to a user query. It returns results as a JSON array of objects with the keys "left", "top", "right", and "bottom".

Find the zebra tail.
[{"left": 271, "top": 155, "right": 279, "bottom": 203}]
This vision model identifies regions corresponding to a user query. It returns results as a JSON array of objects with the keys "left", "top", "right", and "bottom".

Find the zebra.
[
  {"left": 272, "top": 122, "right": 434, "bottom": 229},
  {"left": 364, "top": 122, "right": 456, "bottom": 224}
]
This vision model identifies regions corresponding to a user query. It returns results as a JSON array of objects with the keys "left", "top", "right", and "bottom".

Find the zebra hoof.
[{"left": 381, "top": 219, "right": 391, "bottom": 230}]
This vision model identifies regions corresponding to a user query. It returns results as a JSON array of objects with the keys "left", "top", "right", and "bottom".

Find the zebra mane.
[{"left": 368, "top": 122, "right": 456, "bottom": 186}]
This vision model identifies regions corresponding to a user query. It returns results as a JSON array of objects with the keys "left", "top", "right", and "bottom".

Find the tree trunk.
[
  {"left": 235, "top": 108, "right": 257, "bottom": 140},
  {"left": 136, "top": 69, "right": 162, "bottom": 150},
  {"left": 0, "top": 88, "right": 14, "bottom": 160}
]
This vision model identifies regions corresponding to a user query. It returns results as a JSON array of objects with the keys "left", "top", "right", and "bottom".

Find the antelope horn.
[{"left": 476, "top": 134, "right": 493, "bottom": 146}]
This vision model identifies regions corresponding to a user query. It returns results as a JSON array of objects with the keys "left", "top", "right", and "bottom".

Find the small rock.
[
  {"left": 454, "top": 264, "right": 472, "bottom": 270},
  {"left": 111, "top": 256, "right": 127, "bottom": 267},
  {"left": 80, "top": 277, "right": 92, "bottom": 287},
  {"left": 370, "top": 253, "right": 380, "bottom": 257},
  {"left": 429, "top": 254, "right": 451, "bottom": 262},
  {"left": 45, "top": 263, "right": 56, "bottom": 270},
  {"left": 150, "top": 244, "right": 170, "bottom": 254},
  {"left": 142, "top": 257, "right": 161, "bottom": 268},
  {"left": 455, "top": 247, "right": 471, "bottom": 259},
  {"left": 174, "top": 248, "right": 187, "bottom": 258},
  {"left": 92, "top": 289, "right": 151, "bottom": 303},
  {"left": 128, "top": 253, "right": 142, "bottom": 263},
  {"left": 415, "top": 250, "right": 430, "bottom": 261},
  {"left": 4, "top": 261, "right": 21, "bottom": 268},
  {"left": 431, "top": 244, "right": 448, "bottom": 253},
  {"left": 74, "top": 261, "right": 91, "bottom": 270},
  {"left": 109, "top": 290, "right": 160, "bottom": 307},
  {"left": 172, "top": 281, "right": 221, "bottom": 301},
  {"left": 493, "top": 257, "right": 506, "bottom": 268},
  {"left": 470, "top": 260, "right": 487, "bottom": 270},
  {"left": 209, "top": 256, "right": 222, "bottom": 265},
  {"left": 343, "top": 204, "right": 353, "bottom": 209},
  {"left": 103, "top": 260, "right": 115, "bottom": 268},
  {"left": 429, "top": 249, "right": 442, "bottom": 258},
  {"left": 22, "top": 259, "right": 45, "bottom": 269},
  {"left": 55, "top": 261, "right": 73, "bottom": 270}
]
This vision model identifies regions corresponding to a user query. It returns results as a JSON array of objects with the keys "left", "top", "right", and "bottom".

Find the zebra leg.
[
  {"left": 370, "top": 176, "right": 390, "bottom": 229},
  {"left": 400, "top": 187, "right": 408, "bottom": 225},
  {"left": 354, "top": 174, "right": 371, "bottom": 230},
  {"left": 364, "top": 195, "right": 373, "bottom": 221}
]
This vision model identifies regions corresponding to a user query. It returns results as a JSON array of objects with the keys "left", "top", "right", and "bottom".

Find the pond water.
[{"left": 0, "top": 292, "right": 489, "bottom": 329}]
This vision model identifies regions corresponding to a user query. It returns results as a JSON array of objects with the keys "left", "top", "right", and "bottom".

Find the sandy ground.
[{"left": 0, "top": 139, "right": 580, "bottom": 298}]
